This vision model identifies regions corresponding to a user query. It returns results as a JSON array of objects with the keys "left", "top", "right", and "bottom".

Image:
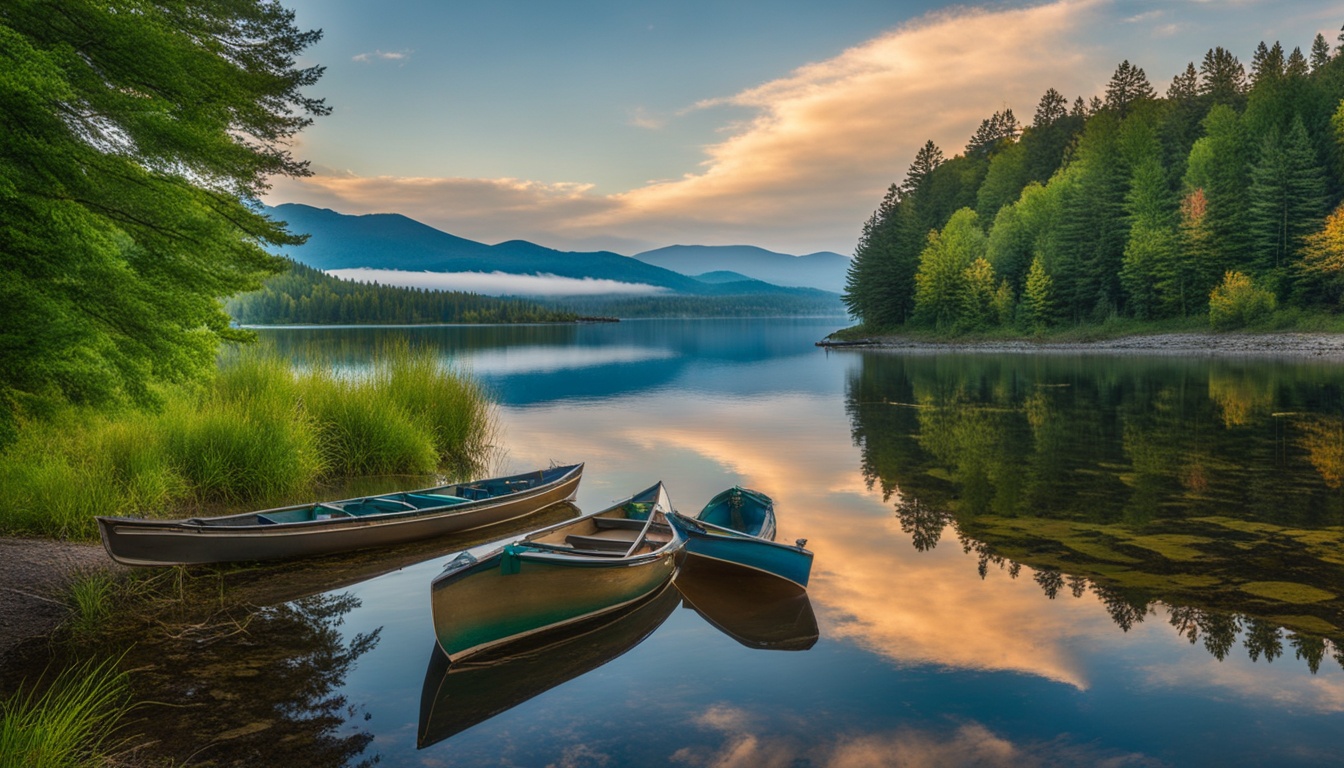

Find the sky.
[{"left": 266, "top": 0, "right": 1343, "bottom": 258}]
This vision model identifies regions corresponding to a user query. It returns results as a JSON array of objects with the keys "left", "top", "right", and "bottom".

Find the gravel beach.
[{"left": 0, "top": 538, "right": 124, "bottom": 663}]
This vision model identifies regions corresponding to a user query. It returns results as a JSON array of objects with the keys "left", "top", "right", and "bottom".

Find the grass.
[
  {"left": 0, "top": 346, "right": 497, "bottom": 539},
  {"left": 0, "top": 656, "right": 132, "bottom": 768},
  {"left": 63, "top": 571, "right": 118, "bottom": 637}
]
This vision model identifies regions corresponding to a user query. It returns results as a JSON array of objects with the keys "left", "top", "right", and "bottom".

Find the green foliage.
[
  {"left": 226, "top": 260, "right": 578, "bottom": 324},
  {"left": 64, "top": 571, "right": 117, "bottom": 637},
  {"left": 1209, "top": 271, "right": 1277, "bottom": 329},
  {"left": 0, "top": 0, "right": 327, "bottom": 440},
  {"left": 1022, "top": 255, "right": 1058, "bottom": 330},
  {"left": 0, "top": 351, "right": 497, "bottom": 538},
  {"left": 845, "top": 30, "right": 1344, "bottom": 336},
  {"left": 959, "top": 258, "right": 999, "bottom": 331},
  {"left": 914, "top": 209, "right": 987, "bottom": 328},
  {"left": 0, "top": 656, "right": 131, "bottom": 768}
]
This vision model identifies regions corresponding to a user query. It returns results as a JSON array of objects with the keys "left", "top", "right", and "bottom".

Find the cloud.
[
  {"left": 272, "top": 0, "right": 1105, "bottom": 255},
  {"left": 324, "top": 268, "right": 665, "bottom": 296},
  {"left": 352, "top": 49, "right": 413, "bottom": 63},
  {"left": 628, "top": 106, "right": 666, "bottom": 130}
]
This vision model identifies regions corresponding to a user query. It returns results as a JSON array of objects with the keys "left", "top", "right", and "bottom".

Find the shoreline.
[
  {"left": 816, "top": 331, "right": 1344, "bottom": 359},
  {"left": 0, "top": 537, "right": 124, "bottom": 664}
]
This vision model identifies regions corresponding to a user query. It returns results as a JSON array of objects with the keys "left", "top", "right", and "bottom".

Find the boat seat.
[
  {"left": 565, "top": 534, "right": 632, "bottom": 552},
  {"left": 593, "top": 518, "right": 671, "bottom": 533}
]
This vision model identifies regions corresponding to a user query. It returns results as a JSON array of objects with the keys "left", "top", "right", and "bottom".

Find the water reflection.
[
  {"left": 675, "top": 564, "right": 818, "bottom": 651},
  {"left": 846, "top": 352, "right": 1344, "bottom": 672},
  {"left": 418, "top": 582, "right": 681, "bottom": 749}
]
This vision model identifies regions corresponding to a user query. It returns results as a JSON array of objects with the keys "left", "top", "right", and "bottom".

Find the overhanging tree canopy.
[{"left": 0, "top": 0, "right": 326, "bottom": 437}]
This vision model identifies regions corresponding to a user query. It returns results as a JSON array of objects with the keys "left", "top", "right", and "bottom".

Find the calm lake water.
[{"left": 91, "top": 320, "right": 1344, "bottom": 765}]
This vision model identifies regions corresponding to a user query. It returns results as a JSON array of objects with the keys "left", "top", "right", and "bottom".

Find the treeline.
[
  {"left": 845, "top": 32, "right": 1344, "bottom": 332},
  {"left": 226, "top": 260, "right": 578, "bottom": 324}
]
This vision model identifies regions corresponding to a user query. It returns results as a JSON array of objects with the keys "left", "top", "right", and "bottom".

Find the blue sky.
[{"left": 268, "top": 0, "right": 1343, "bottom": 256}]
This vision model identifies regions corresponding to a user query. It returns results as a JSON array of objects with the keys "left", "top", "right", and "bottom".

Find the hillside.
[{"left": 634, "top": 244, "right": 850, "bottom": 293}]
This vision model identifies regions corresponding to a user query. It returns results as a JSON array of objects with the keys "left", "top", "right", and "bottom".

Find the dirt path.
[
  {"left": 0, "top": 537, "right": 124, "bottom": 662},
  {"left": 820, "top": 332, "right": 1344, "bottom": 359}
]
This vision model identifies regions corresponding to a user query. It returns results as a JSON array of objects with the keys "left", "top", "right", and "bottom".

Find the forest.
[
  {"left": 226, "top": 260, "right": 578, "bottom": 324},
  {"left": 844, "top": 32, "right": 1344, "bottom": 333}
]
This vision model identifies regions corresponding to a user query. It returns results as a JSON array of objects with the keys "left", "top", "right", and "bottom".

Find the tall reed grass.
[
  {"left": 0, "top": 657, "right": 131, "bottom": 767},
  {"left": 0, "top": 346, "right": 496, "bottom": 539}
]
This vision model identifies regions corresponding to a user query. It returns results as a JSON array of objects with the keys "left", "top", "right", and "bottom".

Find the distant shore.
[{"left": 817, "top": 332, "right": 1344, "bottom": 359}]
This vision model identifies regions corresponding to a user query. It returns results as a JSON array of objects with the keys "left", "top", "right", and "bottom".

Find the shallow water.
[{"left": 79, "top": 320, "right": 1344, "bottom": 764}]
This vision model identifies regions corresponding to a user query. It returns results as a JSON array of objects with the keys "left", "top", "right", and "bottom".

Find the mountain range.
[
  {"left": 265, "top": 203, "right": 847, "bottom": 297},
  {"left": 633, "top": 245, "right": 849, "bottom": 293}
]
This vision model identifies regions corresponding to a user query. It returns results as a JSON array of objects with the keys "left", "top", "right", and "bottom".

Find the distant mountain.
[
  {"left": 633, "top": 245, "right": 850, "bottom": 293},
  {"left": 266, "top": 203, "right": 714, "bottom": 293},
  {"left": 693, "top": 270, "right": 754, "bottom": 284}
]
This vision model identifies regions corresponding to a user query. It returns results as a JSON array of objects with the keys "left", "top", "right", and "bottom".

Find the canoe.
[
  {"left": 430, "top": 482, "right": 683, "bottom": 663},
  {"left": 96, "top": 463, "right": 584, "bottom": 566},
  {"left": 674, "top": 560, "right": 818, "bottom": 651},
  {"left": 418, "top": 580, "right": 679, "bottom": 748},
  {"left": 666, "top": 486, "right": 813, "bottom": 588}
]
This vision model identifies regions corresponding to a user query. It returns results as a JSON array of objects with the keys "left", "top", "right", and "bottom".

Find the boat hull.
[
  {"left": 677, "top": 525, "right": 813, "bottom": 588},
  {"left": 418, "top": 581, "right": 679, "bottom": 748},
  {"left": 96, "top": 465, "right": 582, "bottom": 566},
  {"left": 431, "top": 482, "right": 682, "bottom": 662},
  {"left": 431, "top": 546, "right": 677, "bottom": 662}
]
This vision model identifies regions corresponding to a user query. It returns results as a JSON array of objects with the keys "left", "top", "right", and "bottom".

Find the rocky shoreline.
[{"left": 817, "top": 332, "right": 1344, "bottom": 359}]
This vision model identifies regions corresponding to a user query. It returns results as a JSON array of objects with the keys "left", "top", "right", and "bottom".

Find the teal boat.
[
  {"left": 430, "top": 482, "right": 683, "bottom": 662},
  {"left": 666, "top": 486, "right": 813, "bottom": 589},
  {"left": 418, "top": 581, "right": 679, "bottom": 748},
  {"left": 97, "top": 464, "right": 583, "bottom": 566}
]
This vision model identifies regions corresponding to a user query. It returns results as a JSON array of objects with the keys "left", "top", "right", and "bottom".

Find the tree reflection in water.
[
  {"left": 122, "top": 591, "right": 381, "bottom": 767},
  {"left": 847, "top": 352, "right": 1344, "bottom": 673}
]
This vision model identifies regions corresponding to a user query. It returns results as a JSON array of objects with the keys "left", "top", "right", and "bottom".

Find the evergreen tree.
[
  {"left": 1071, "top": 96, "right": 1088, "bottom": 117},
  {"left": 1199, "top": 47, "right": 1247, "bottom": 106},
  {"left": 0, "top": 0, "right": 326, "bottom": 437},
  {"left": 1174, "top": 189, "right": 1221, "bottom": 316},
  {"left": 967, "top": 109, "right": 1021, "bottom": 156},
  {"left": 1121, "top": 149, "right": 1180, "bottom": 318},
  {"left": 1104, "top": 60, "right": 1156, "bottom": 117},
  {"left": 1168, "top": 63, "right": 1199, "bottom": 101},
  {"left": 1246, "top": 116, "right": 1329, "bottom": 287},
  {"left": 1311, "top": 34, "right": 1331, "bottom": 72},
  {"left": 1285, "top": 46, "right": 1308, "bottom": 78},
  {"left": 1249, "top": 41, "right": 1285, "bottom": 87},
  {"left": 1033, "top": 88, "right": 1068, "bottom": 127},
  {"left": 976, "top": 141, "right": 1029, "bottom": 222},
  {"left": 902, "top": 141, "right": 946, "bottom": 196},
  {"left": 1184, "top": 105, "right": 1252, "bottom": 274},
  {"left": 1054, "top": 112, "right": 1129, "bottom": 319}
]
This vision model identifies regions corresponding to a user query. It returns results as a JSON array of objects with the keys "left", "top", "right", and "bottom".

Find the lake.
[{"left": 86, "top": 319, "right": 1344, "bottom": 765}]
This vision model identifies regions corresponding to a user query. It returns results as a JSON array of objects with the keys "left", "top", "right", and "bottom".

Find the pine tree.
[
  {"left": 1174, "top": 189, "right": 1221, "bottom": 316},
  {"left": 1168, "top": 63, "right": 1199, "bottom": 101},
  {"left": 1311, "top": 34, "right": 1332, "bottom": 72},
  {"left": 1104, "top": 60, "right": 1156, "bottom": 117},
  {"left": 1033, "top": 88, "right": 1068, "bottom": 127},
  {"left": 1246, "top": 116, "right": 1329, "bottom": 284},
  {"left": 1071, "top": 96, "right": 1088, "bottom": 118},
  {"left": 1120, "top": 151, "right": 1180, "bottom": 319},
  {"left": 967, "top": 109, "right": 1021, "bottom": 156},
  {"left": 1285, "top": 46, "right": 1308, "bottom": 78},
  {"left": 1054, "top": 112, "right": 1128, "bottom": 319},
  {"left": 902, "top": 141, "right": 946, "bottom": 196},
  {"left": 1199, "top": 47, "right": 1247, "bottom": 106},
  {"left": 1184, "top": 105, "right": 1252, "bottom": 274}
]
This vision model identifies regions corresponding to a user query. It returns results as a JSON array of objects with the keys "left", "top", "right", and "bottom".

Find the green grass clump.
[
  {"left": 64, "top": 571, "right": 117, "bottom": 637},
  {"left": 0, "top": 346, "right": 497, "bottom": 538},
  {"left": 0, "top": 657, "right": 131, "bottom": 767}
]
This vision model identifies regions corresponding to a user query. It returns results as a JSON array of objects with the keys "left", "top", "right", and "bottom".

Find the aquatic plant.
[{"left": 0, "top": 657, "right": 132, "bottom": 768}]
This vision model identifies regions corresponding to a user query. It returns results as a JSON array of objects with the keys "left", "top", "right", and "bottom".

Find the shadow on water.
[{"left": 845, "top": 351, "right": 1344, "bottom": 672}]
